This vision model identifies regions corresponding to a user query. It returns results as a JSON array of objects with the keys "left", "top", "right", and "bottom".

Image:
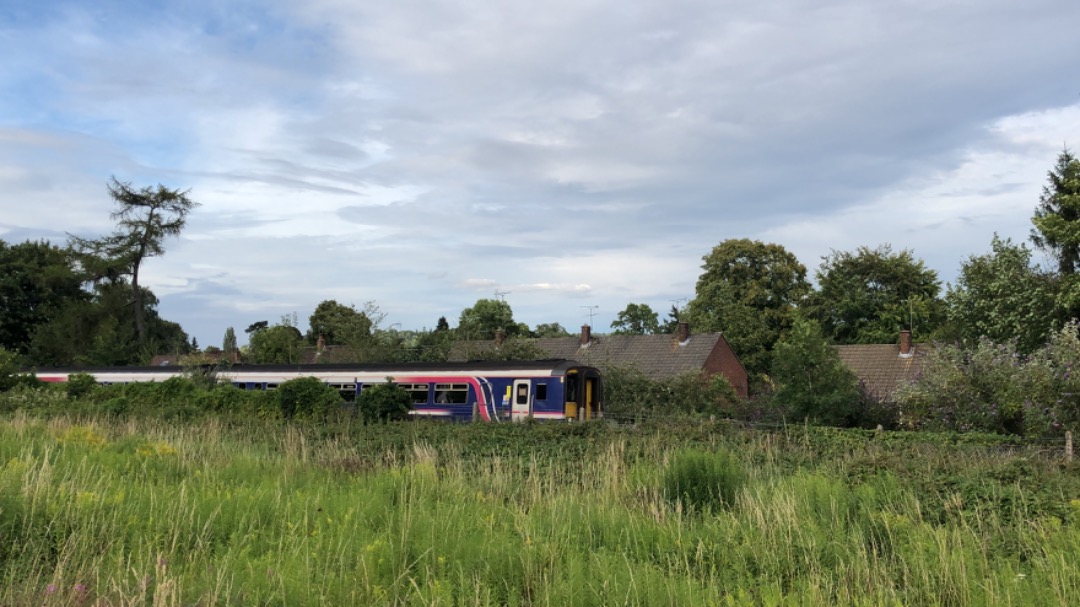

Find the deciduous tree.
[
  {"left": 457, "top": 299, "right": 517, "bottom": 340},
  {"left": 770, "top": 317, "right": 861, "bottom": 426},
  {"left": 611, "top": 303, "right": 660, "bottom": 335},
  {"left": 688, "top": 239, "right": 810, "bottom": 378},
  {"left": 942, "top": 236, "right": 1058, "bottom": 354},
  {"left": 0, "top": 240, "right": 86, "bottom": 355},
  {"left": 807, "top": 244, "right": 944, "bottom": 345}
]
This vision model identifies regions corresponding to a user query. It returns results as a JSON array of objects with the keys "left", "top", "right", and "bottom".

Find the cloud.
[{"left": 3, "top": 0, "right": 1080, "bottom": 346}]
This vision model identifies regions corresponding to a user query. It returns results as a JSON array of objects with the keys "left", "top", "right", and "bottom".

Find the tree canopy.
[
  {"left": 306, "top": 300, "right": 373, "bottom": 345},
  {"left": 688, "top": 239, "right": 810, "bottom": 378},
  {"left": 457, "top": 299, "right": 518, "bottom": 340},
  {"left": 1031, "top": 148, "right": 1080, "bottom": 275},
  {"left": 0, "top": 240, "right": 86, "bottom": 355},
  {"left": 69, "top": 177, "right": 199, "bottom": 346},
  {"left": 943, "top": 236, "right": 1058, "bottom": 354},
  {"left": 807, "top": 244, "right": 944, "bottom": 345},
  {"left": 611, "top": 303, "right": 661, "bottom": 335}
]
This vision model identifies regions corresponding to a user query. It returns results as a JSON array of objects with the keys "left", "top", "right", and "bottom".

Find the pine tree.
[{"left": 1031, "top": 148, "right": 1080, "bottom": 274}]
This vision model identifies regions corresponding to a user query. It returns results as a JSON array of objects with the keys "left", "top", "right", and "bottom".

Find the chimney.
[
  {"left": 677, "top": 321, "right": 690, "bottom": 343},
  {"left": 495, "top": 328, "right": 506, "bottom": 347},
  {"left": 899, "top": 330, "right": 912, "bottom": 357},
  {"left": 580, "top": 324, "right": 592, "bottom": 346},
  {"left": 316, "top": 334, "right": 326, "bottom": 352}
]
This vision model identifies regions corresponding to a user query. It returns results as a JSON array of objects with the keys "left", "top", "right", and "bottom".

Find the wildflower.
[
  {"left": 45, "top": 584, "right": 57, "bottom": 595},
  {"left": 73, "top": 583, "right": 88, "bottom": 593}
]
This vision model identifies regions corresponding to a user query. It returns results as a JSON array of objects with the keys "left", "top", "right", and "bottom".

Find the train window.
[
  {"left": 396, "top": 383, "right": 430, "bottom": 404},
  {"left": 536, "top": 383, "right": 547, "bottom": 401},
  {"left": 434, "top": 383, "right": 468, "bottom": 404},
  {"left": 266, "top": 383, "right": 278, "bottom": 391}
]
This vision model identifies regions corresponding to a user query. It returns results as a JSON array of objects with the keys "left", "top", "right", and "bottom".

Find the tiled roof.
[
  {"left": 834, "top": 343, "right": 928, "bottom": 402},
  {"left": 450, "top": 333, "right": 729, "bottom": 380}
]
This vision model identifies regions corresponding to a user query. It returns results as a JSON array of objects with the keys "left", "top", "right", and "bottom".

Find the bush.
[
  {"left": 277, "top": 377, "right": 344, "bottom": 420},
  {"left": 356, "top": 379, "right": 412, "bottom": 423},
  {"left": 771, "top": 318, "right": 861, "bottom": 426},
  {"left": 602, "top": 366, "right": 742, "bottom": 422},
  {"left": 663, "top": 448, "right": 746, "bottom": 512},
  {"left": 66, "top": 372, "right": 99, "bottom": 400}
]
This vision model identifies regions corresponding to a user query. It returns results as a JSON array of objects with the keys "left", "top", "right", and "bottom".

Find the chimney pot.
[
  {"left": 495, "top": 329, "right": 506, "bottom": 347},
  {"left": 580, "top": 324, "right": 592, "bottom": 346}
]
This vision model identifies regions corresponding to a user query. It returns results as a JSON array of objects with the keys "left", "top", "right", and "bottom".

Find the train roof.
[{"left": 29, "top": 359, "right": 598, "bottom": 376}]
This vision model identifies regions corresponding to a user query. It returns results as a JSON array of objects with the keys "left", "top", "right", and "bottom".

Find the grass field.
[{"left": 1, "top": 413, "right": 1078, "bottom": 606}]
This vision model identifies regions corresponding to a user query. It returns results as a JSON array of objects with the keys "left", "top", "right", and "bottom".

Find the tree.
[
  {"left": 533, "top": 322, "right": 571, "bottom": 338},
  {"left": 248, "top": 317, "right": 304, "bottom": 364},
  {"left": 687, "top": 239, "right": 810, "bottom": 379},
  {"left": 610, "top": 303, "right": 660, "bottom": 335},
  {"left": 770, "top": 317, "right": 861, "bottom": 426},
  {"left": 222, "top": 327, "right": 238, "bottom": 359},
  {"left": 28, "top": 282, "right": 189, "bottom": 366},
  {"left": 806, "top": 244, "right": 944, "bottom": 345},
  {"left": 457, "top": 299, "right": 517, "bottom": 340},
  {"left": 1031, "top": 148, "right": 1080, "bottom": 274},
  {"left": 0, "top": 240, "right": 87, "bottom": 356},
  {"left": 69, "top": 177, "right": 199, "bottom": 346},
  {"left": 356, "top": 379, "right": 413, "bottom": 423},
  {"left": 306, "top": 300, "right": 373, "bottom": 345},
  {"left": 942, "top": 236, "right": 1058, "bottom": 354}
]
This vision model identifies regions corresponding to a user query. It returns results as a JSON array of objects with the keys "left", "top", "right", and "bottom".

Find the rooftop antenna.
[
  {"left": 494, "top": 289, "right": 511, "bottom": 301},
  {"left": 669, "top": 298, "right": 688, "bottom": 319},
  {"left": 581, "top": 305, "right": 598, "bottom": 326}
]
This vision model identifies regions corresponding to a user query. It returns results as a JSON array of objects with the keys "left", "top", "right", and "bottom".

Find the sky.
[{"left": 2, "top": 0, "right": 1080, "bottom": 348}]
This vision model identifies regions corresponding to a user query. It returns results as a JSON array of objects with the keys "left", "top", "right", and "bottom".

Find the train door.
[{"left": 511, "top": 379, "right": 531, "bottom": 421}]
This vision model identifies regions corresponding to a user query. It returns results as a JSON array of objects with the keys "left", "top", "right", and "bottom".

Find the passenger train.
[{"left": 34, "top": 360, "right": 603, "bottom": 422}]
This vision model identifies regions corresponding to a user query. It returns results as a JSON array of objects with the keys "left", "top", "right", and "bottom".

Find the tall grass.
[{"left": 0, "top": 412, "right": 1077, "bottom": 605}]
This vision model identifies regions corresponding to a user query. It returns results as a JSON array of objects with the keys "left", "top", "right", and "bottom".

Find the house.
[
  {"left": 834, "top": 330, "right": 927, "bottom": 402},
  {"left": 450, "top": 322, "right": 749, "bottom": 398}
]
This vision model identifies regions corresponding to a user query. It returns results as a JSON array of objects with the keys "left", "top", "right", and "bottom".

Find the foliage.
[
  {"left": 942, "top": 236, "right": 1059, "bottom": 354},
  {"left": 27, "top": 283, "right": 188, "bottom": 366},
  {"left": 770, "top": 318, "right": 862, "bottom": 426},
  {"left": 1031, "top": 148, "right": 1080, "bottom": 275},
  {"left": 457, "top": 298, "right": 518, "bottom": 340},
  {"left": 532, "top": 322, "right": 571, "bottom": 337},
  {"left": 0, "top": 240, "right": 87, "bottom": 356},
  {"left": 306, "top": 300, "right": 373, "bottom": 345},
  {"left": 807, "top": 244, "right": 944, "bottom": 344},
  {"left": 688, "top": 239, "right": 810, "bottom": 380},
  {"left": 663, "top": 448, "right": 746, "bottom": 512},
  {"left": 222, "top": 327, "right": 237, "bottom": 359},
  {"left": 0, "top": 348, "right": 17, "bottom": 392},
  {"left": 602, "top": 366, "right": 742, "bottom": 421},
  {"left": 68, "top": 177, "right": 199, "bottom": 346},
  {"left": 248, "top": 318, "right": 305, "bottom": 364},
  {"left": 356, "top": 379, "right": 412, "bottom": 423},
  {"left": 455, "top": 337, "right": 549, "bottom": 362},
  {"left": 893, "top": 324, "right": 1080, "bottom": 437},
  {"left": 65, "top": 373, "right": 99, "bottom": 400},
  {"left": 610, "top": 303, "right": 660, "bottom": 335},
  {"left": 276, "top": 377, "right": 344, "bottom": 420}
]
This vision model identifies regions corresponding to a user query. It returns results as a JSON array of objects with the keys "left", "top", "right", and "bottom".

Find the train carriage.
[{"left": 34, "top": 359, "right": 603, "bottom": 422}]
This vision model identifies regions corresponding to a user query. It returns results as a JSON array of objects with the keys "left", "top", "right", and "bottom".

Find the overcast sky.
[{"left": 3, "top": 0, "right": 1079, "bottom": 347}]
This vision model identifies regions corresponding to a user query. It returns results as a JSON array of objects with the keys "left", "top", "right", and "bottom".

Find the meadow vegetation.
[{"left": 1, "top": 383, "right": 1079, "bottom": 605}]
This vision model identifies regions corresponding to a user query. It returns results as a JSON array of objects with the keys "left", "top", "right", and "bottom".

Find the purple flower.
[
  {"left": 73, "top": 583, "right": 87, "bottom": 593},
  {"left": 45, "top": 584, "right": 57, "bottom": 595}
]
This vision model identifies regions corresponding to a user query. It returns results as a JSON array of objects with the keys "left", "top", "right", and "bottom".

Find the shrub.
[
  {"left": 771, "top": 318, "right": 861, "bottom": 426},
  {"left": 356, "top": 379, "right": 412, "bottom": 423},
  {"left": 277, "top": 376, "right": 343, "bottom": 420},
  {"left": 663, "top": 448, "right": 746, "bottom": 512},
  {"left": 66, "top": 373, "right": 99, "bottom": 400},
  {"left": 602, "top": 366, "right": 742, "bottom": 422}
]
